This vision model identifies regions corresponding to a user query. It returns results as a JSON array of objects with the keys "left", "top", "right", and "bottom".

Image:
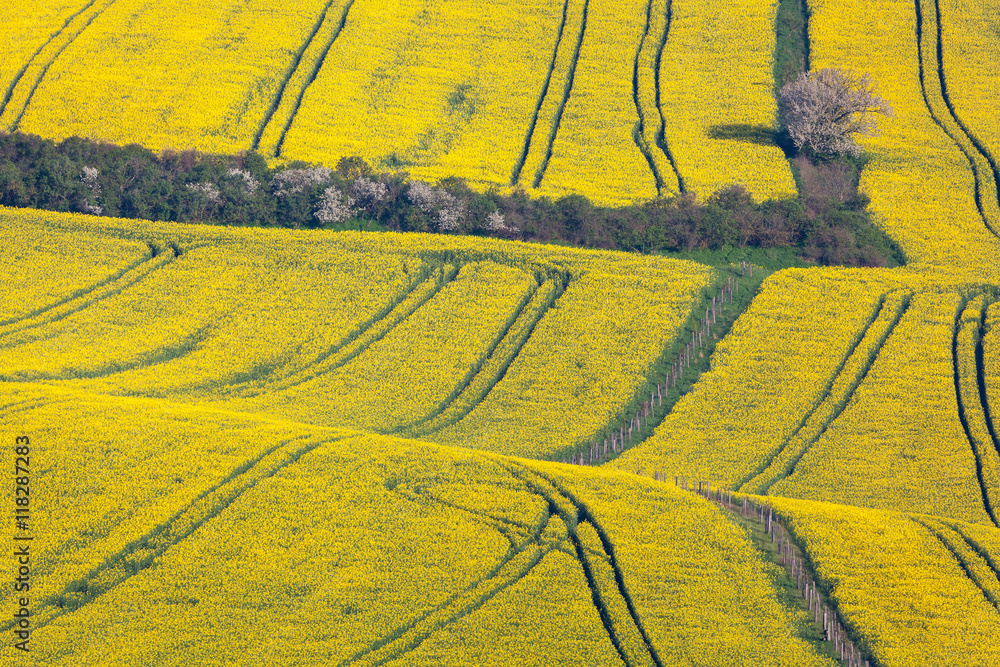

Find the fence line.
[
  {"left": 667, "top": 476, "right": 871, "bottom": 667},
  {"left": 560, "top": 263, "right": 753, "bottom": 467}
]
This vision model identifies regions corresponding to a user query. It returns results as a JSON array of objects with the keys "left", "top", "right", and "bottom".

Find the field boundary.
[
  {"left": 563, "top": 264, "right": 762, "bottom": 466},
  {"left": 678, "top": 482, "right": 872, "bottom": 666}
]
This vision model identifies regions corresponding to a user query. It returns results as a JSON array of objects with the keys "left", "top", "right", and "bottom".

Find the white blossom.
[
  {"left": 187, "top": 182, "right": 222, "bottom": 204},
  {"left": 315, "top": 186, "right": 356, "bottom": 225},
  {"left": 272, "top": 167, "right": 333, "bottom": 198},
  {"left": 779, "top": 68, "right": 893, "bottom": 157},
  {"left": 229, "top": 168, "right": 259, "bottom": 194},
  {"left": 406, "top": 181, "right": 437, "bottom": 212},
  {"left": 81, "top": 166, "right": 101, "bottom": 194},
  {"left": 406, "top": 181, "right": 464, "bottom": 231},
  {"left": 351, "top": 177, "right": 389, "bottom": 212},
  {"left": 80, "top": 167, "right": 102, "bottom": 215},
  {"left": 486, "top": 209, "right": 519, "bottom": 234}
]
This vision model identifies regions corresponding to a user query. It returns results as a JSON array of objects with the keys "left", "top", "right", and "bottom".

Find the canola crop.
[
  {"left": 231, "top": 261, "right": 538, "bottom": 433},
  {"left": 769, "top": 496, "right": 1000, "bottom": 666},
  {"left": 530, "top": 0, "right": 660, "bottom": 205},
  {"left": 540, "top": 464, "right": 838, "bottom": 666},
  {"left": 427, "top": 267, "right": 712, "bottom": 458},
  {"left": 807, "top": 0, "right": 1000, "bottom": 276},
  {"left": 7, "top": 0, "right": 337, "bottom": 155},
  {"left": 0, "top": 219, "right": 150, "bottom": 324},
  {"left": 770, "top": 291, "right": 992, "bottom": 525},
  {"left": 656, "top": 0, "right": 797, "bottom": 202},
  {"left": 610, "top": 268, "right": 893, "bottom": 486},
  {"left": 1, "top": 206, "right": 714, "bottom": 462},
  {"left": 10, "top": 1, "right": 1000, "bottom": 660},
  {"left": 938, "top": 0, "right": 1000, "bottom": 185},
  {"left": 0, "top": 0, "right": 797, "bottom": 204},
  {"left": 0, "top": 381, "right": 836, "bottom": 665}
]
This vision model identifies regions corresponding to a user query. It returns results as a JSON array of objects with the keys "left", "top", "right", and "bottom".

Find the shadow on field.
[{"left": 708, "top": 123, "right": 798, "bottom": 158}]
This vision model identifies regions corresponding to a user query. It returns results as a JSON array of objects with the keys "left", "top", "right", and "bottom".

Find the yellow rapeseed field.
[
  {"left": 529, "top": 0, "right": 660, "bottom": 205},
  {"left": 1, "top": 206, "right": 715, "bottom": 461},
  {"left": 1, "top": 380, "right": 840, "bottom": 665},
  {"left": 0, "top": 218, "right": 150, "bottom": 323},
  {"left": 0, "top": 0, "right": 798, "bottom": 204},
  {"left": 656, "top": 0, "right": 797, "bottom": 201},
  {"left": 769, "top": 496, "right": 1000, "bottom": 666},
  {"left": 807, "top": 0, "right": 1000, "bottom": 277},
  {"left": 9, "top": 0, "right": 1000, "bottom": 662},
  {"left": 939, "top": 0, "right": 1000, "bottom": 189},
  {"left": 6, "top": 0, "right": 335, "bottom": 154},
  {"left": 770, "top": 291, "right": 991, "bottom": 524},
  {"left": 610, "top": 268, "right": 894, "bottom": 486}
]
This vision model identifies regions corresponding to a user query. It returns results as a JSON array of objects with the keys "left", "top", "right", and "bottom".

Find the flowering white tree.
[
  {"left": 779, "top": 68, "right": 893, "bottom": 157},
  {"left": 406, "top": 181, "right": 464, "bottom": 231},
  {"left": 485, "top": 209, "right": 519, "bottom": 235},
  {"left": 272, "top": 167, "right": 333, "bottom": 198},
  {"left": 350, "top": 177, "right": 389, "bottom": 213},
  {"left": 80, "top": 166, "right": 103, "bottom": 215},
  {"left": 228, "top": 168, "right": 259, "bottom": 195},
  {"left": 315, "top": 186, "right": 356, "bottom": 225},
  {"left": 186, "top": 182, "right": 222, "bottom": 204}
]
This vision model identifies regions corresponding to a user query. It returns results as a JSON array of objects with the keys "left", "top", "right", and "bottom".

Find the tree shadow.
[{"left": 708, "top": 124, "right": 797, "bottom": 157}]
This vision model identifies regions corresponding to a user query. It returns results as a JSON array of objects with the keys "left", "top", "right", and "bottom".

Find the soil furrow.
[
  {"left": 631, "top": 0, "right": 665, "bottom": 192},
  {"left": 232, "top": 265, "right": 446, "bottom": 397},
  {"left": 402, "top": 274, "right": 569, "bottom": 437},
  {"left": 338, "top": 507, "right": 552, "bottom": 666},
  {"left": 911, "top": 516, "right": 1000, "bottom": 613},
  {"left": 0, "top": 248, "right": 178, "bottom": 344}
]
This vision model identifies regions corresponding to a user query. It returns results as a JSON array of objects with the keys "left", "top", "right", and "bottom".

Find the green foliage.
[{"left": 0, "top": 130, "right": 903, "bottom": 268}]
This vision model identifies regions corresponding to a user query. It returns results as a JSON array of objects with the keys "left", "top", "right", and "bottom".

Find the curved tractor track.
[
  {"left": 737, "top": 290, "right": 912, "bottom": 494},
  {"left": 914, "top": 0, "right": 1000, "bottom": 240},
  {"left": 1, "top": 0, "right": 121, "bottom": 131}
]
